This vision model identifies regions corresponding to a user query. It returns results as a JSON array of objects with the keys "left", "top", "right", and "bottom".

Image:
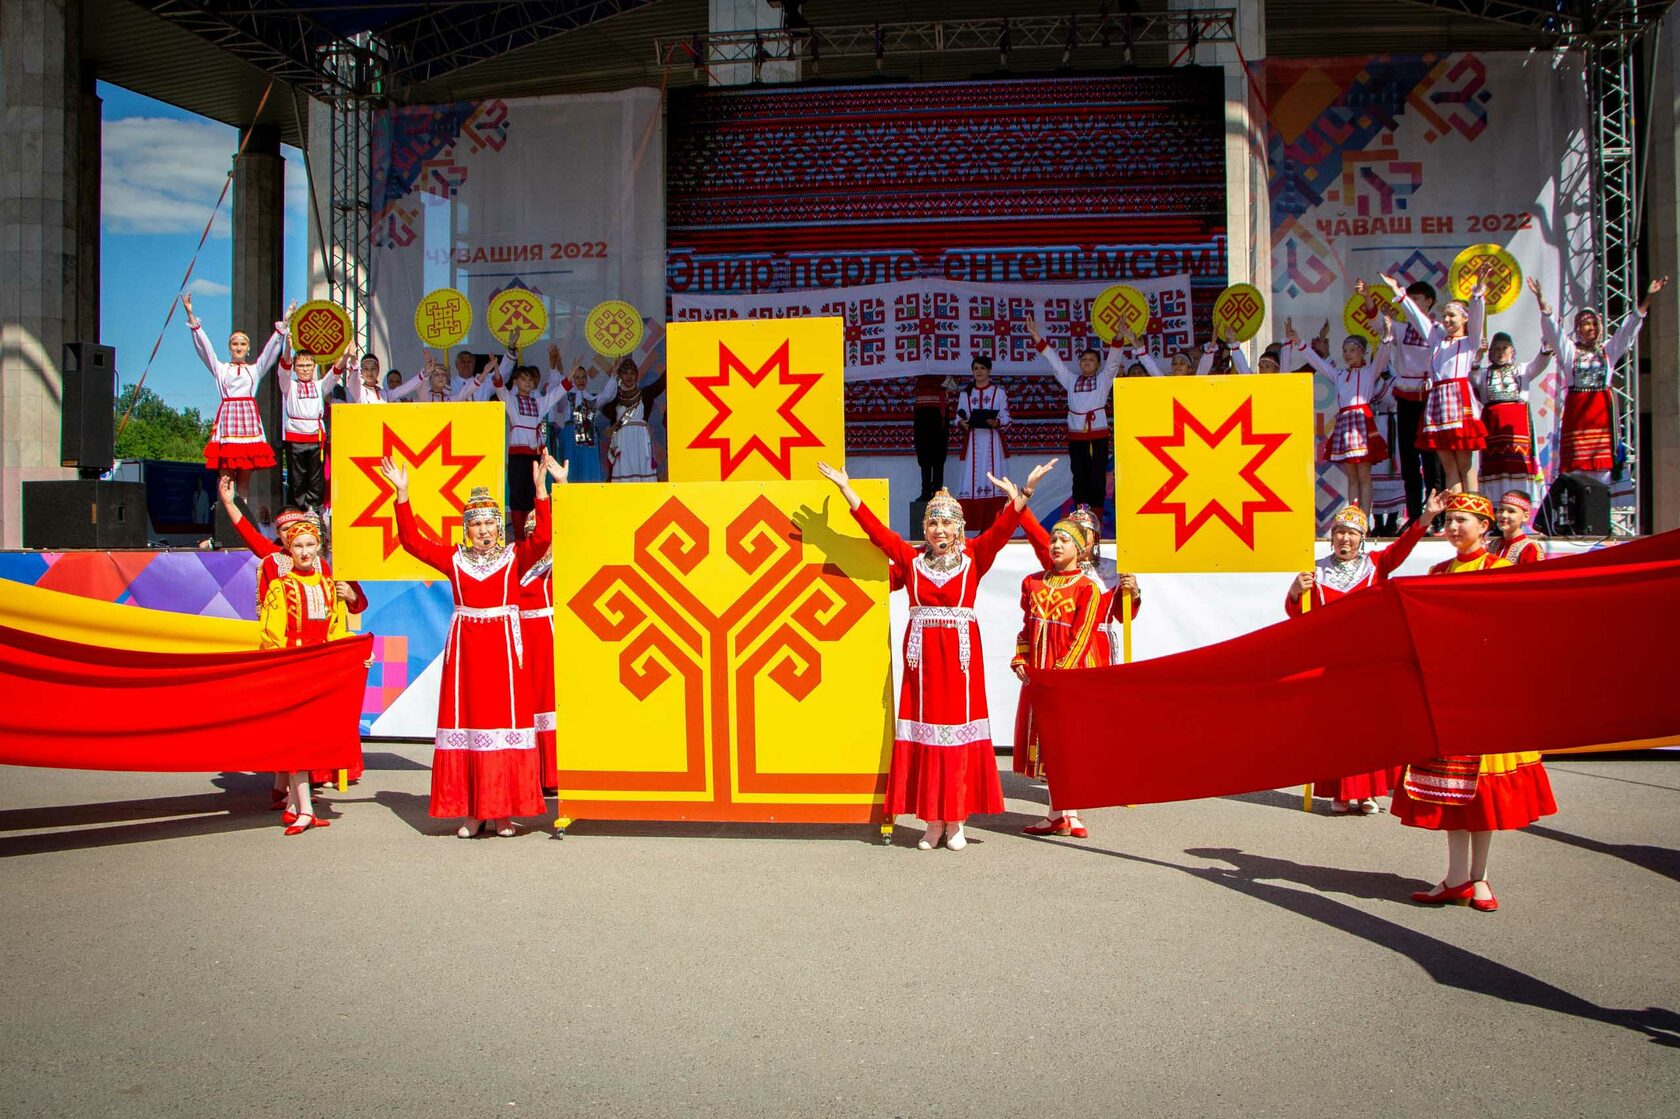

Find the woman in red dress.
[
  {"left": 1010, "top": 514, "right": 1116, "bottom": 840},
  {"left": 517, "top": 509, "right": 558, "bottom": 793},
  {"left": 378, "top": 452, "right": 564, "bottom": 837},
  {"left": 818, "top": 459, "right": 1057, "bottom": 851},
  {"left": 183, "top": 292, "right": 287, "bottom": 500},
  {"left": 1018, "top": 505, "right": 1142, "bottom": 668},
  {"left": 1393, "top": 491, "right": 1557, "bottom": 911}
]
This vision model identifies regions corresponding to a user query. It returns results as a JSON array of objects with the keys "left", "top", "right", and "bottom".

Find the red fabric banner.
[
  {"left": 0, "top": 626, "right": 371, "bottom": 772},
  {"left": 1028, "top": 531, "right": 1680, "bottom": 808}
]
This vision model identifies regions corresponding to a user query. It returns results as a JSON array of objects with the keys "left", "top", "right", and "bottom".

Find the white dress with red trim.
[
  {"left": 396, "top": 498, "right": 550, "bottom": 820},
  {"left": 852, "top": 500, "right": 1019, "bottom": 823},
  {"left": 191, "top": 322, "right": 284, "bottom": 470}
]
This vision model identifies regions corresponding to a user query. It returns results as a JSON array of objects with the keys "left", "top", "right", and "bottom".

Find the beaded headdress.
[
  {"left": 275, "top": 509, "right": 322, "bottom": 547},
  {"left": 1330, "top": 505, "right": 1369, "bottom": 536},
  {"left": 1496, "top": 490, "right": 1533, "bottom": 515},
  {"left": 461, "top": 486, "right": 501, "bottom": 527},
  {"left": 923, "top": 487, "right": 964, "bottom": 526},
  {"left": 1442, "top": 491, "right": 1495, "bottom": 523}
]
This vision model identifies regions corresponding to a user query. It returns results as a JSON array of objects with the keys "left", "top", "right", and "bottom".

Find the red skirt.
[
  {"left": 310, "top": 755, "right": 364, "bottom": 787},
  {"left": 204, "top": 398, "right": 276, "bottom": 470},
  {"left": 1010, "top": 693, "right": 1043, "bottom": 781},
  {"left": 1415, "top": 380, "right": 1487, "bottom": 451},
  {"left": 1315, "top": 767, "right": 1400, "bottom": 802},
  {"left": 1392, "top": 755, "right": 1556, "bottom": 831},
  {"left": 204, "top": 439, "right": 276, "bottom": 471},
  {"left": 430, "top": 748, "right": 547, "bottom": 820},
  {"left": 521, "top": 613, "right": 558, "bottom": 790},
  {"left": 885, "top": 739, "right": 1004, "bottom": 822},
  {"left": 1480, "top": 400, "right": 1536, "bottom": 478},
  {"left": 1560, "top": 388, "right": 1615, "bottom": 472}
]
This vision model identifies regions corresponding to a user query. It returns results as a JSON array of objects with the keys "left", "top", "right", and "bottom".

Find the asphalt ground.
[{"left": 2, "top": 748, "right": 1676, "bottom": 1118}]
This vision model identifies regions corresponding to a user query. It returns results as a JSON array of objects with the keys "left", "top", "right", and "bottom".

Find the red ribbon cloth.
[
  {"left": 1027, "top": 530, "right": 1680, "bottom": 808},
  {"left": 0, "top": 626, "right": 371, "bottom": 772}
]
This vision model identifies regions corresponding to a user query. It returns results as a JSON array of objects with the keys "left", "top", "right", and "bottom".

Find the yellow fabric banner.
[
  {"left": 664, "top": 317, "right": 844, "bottom": 483},
  {"left": 329, "top": 402, "right": 507, "bottom": 581},
  {"left": 551, "top": 480, "right": 892, "bottom": 824},
  {"left": 0, "top": 580, "right": 257, "bottom": 653},
  {"left": 1112, "top": 373, "right": 1316, "bottom": 573}
]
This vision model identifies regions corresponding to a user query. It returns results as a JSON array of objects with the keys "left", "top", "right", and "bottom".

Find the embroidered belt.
[
  {"left": 452, "top": 604, "right": 523, "bottom": 665},
  {"left": 906, "top": 605, "right": 976, "bottom": 671},
  {"left": 519, "top": 607, "right": 553, "bottom": 620}
]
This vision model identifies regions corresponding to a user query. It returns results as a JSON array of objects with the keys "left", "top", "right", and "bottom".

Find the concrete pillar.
[
  {"left": 1647, "top": 15, "right": 1680, "bottom": 532},
  {"left": 1173, "top": 0, "right": 1270, "bottom": 337},
  {"left": 232, "top": 125, "right": 285, "bottom": 519},
  {"left": 709, "top": 0, "right": 799, "bottom": 85},
  {"left": 0, "top": 0, "right": 88, "bottom": 548},
  {"left": 78, "top": 77, "right": 100, "bottom": 346}
]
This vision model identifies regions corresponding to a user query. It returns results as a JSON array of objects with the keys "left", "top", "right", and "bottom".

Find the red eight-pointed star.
[
  {"left": 351, "top": 425, "right": 485, "bottom": 558},
  {"left": 1134, "top": 398, "right": 1292, "bottom": 550},
  {"left": 688, "top": 340, "right": 823, "bottom": 480}
]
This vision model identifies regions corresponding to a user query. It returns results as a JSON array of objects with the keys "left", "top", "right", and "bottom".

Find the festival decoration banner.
[
  {"left": 369, "top": 90, "right": 665, "bottom": 371},
  {"left": 330, "top": 403, "right": 506, "bottom": 581},
  {"left": 665, "top": 318, "right": 843, "bottom": 483},
  {"left": 551, "top": 480, "right": 893, "bottom": 826},
  {"left": 1112, "top": 374, "right": 1315, "bottom": 573},
  {"left": 1264, "top": 52, "right": 1595, "bottom": 511},
  {"left": 670, "top": 274, "right": 1195, "bottom": 382}
]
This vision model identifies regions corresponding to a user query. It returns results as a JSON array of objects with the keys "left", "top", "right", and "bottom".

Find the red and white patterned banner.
[{"left": 670, "top": 275, "right": 1194, "bottom": 382}]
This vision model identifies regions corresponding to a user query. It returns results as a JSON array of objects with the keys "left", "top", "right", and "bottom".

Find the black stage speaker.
[
  {"left": 22, "top": 480, "right": 148, "bottom": 549},
  {"left": 62, "top": 342, "right": 116, "bottom": 477},
  {"left": 1537, "top": 471, "right": 1611, "bottom": 538}
]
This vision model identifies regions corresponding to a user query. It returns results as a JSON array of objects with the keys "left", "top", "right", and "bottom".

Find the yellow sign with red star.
[
  {"left": 1112, "top": 374, "right": 1315, "bottom": 573},
  {"left": 664, "top": 317, "right": 843, "bottom": 484},
  {"left": 329, "top": 402, "right": 506, "bottom": 580}
]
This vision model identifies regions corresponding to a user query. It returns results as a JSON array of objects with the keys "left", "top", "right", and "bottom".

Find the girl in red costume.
[
  {"left": 378, "top": 452, "right": 565, "bottom": 838},
  {"left": 1490, "top": 490, "right": 1546, "bottom": 564},
  {"left": 257, "top": 510, "right": 347, "bottom": 836},
  {"left": 517, "top": 508, "right": 558, "bottom": 793},
  {"left": 1285, "top": 495, "right": 1441, "bottom": 813},
  {"left": 1010, "top": 513, "right": 1118, "bottom": 840},
  {"left": 220, "top": 475, "right": 368, "bottom": 797},
  {"left": 817, "top": 459, "right": 1058, "bottom": 852},
  {"left": 1394, "top": 491, "right": 1556, "bottom": 911}
]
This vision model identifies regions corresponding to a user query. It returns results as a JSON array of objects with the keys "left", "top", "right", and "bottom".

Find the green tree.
[{"left": 113, "top": 385, "right": 214, "bottom": 462}]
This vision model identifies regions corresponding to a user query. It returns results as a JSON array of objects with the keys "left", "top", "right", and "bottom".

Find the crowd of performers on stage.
[{"left": 186, "top": 266, "right": 1670, "bottom": 914}]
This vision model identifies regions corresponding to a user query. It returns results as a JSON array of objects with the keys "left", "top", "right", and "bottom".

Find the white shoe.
[
  {"left": 918, "top": 823, "right": 943, "bottom": 851},
  {"left": 1331, "top": 799, "right": 1351, "bottom": 814},
  {"left": 945, "top": 824, "right": 967, "bottom": 851},
  {"left": 1359, "top": 798, "right": 1381, "bottom": 815}
]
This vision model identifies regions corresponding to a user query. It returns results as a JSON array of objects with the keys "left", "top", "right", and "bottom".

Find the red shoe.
[
  {"left": 269, "top": 789, "right": 289, "bottom": 810},
  {"left": 280, "top": 809, "right": 299, "bottom": 826},
  {"left": 1065, "top": 817, "right": 1089, "bottom": 839},
  {"left": 1411, "top": 880, "right": 1475, "bottom": 905},
  {"left": 1022, "top": 816, "right": 1070, "bottom": 837},
  {"left": 283, "top": 813, "right": 330, "bottom": 836},
  {"left": 1470, "top": 883, "right": 1499, "bottom": 912}
]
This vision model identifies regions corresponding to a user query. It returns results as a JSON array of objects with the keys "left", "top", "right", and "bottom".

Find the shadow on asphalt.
[
  {"left": 0, "top": 773, "right": 348, "bottom": 855},
  {"left": 1029, "top": 837, "right": 1680, "bottom": 1048},
  {"left": 1524, "top": 824, "right": 1680, "bottom": 885}
]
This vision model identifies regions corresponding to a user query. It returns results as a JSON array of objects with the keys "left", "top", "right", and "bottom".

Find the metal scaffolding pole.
[
  {"left": 324, "top": 39, "right": 384, "bottom": 353},
  {"left": 1589, "top": 30, "right": 1642, "bottom": 534}
]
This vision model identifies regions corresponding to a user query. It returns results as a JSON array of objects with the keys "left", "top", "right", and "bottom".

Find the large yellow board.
[
  {"left": 664, "top": 317, "right": 844, "bottom": 484},
  {"left": 551, "top": 479, "right": 892, "bottom": 824},
  {"left": 1112, "top": 374, "right": 1315, "bottom": 573},
  {"left": 329, "top": 402, "right": 506, "bottom": 581}
]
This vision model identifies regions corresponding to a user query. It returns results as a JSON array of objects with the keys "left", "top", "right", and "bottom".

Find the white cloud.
[
  {"left": 283, "top": 147, "right": 311, "bottom": 222},
  {"left": 184, "top": 277, "right": 230, "bottom": 297},
  {"left": 103, "top": 115, "right": 240, "bottom": 237}
]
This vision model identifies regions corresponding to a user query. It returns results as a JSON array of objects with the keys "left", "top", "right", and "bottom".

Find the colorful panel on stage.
[
  {"left": 551, "top": 480, "right": 893, "bottom": 824},
  {"left": 330, "top": 402, "right": 506, "bottom": 581},
  {"left": 665, "top": 318, "right": 843, "bottom": 483},
  {"left": 1112, "top": 374, "right": 1315, "bottom": 573}
]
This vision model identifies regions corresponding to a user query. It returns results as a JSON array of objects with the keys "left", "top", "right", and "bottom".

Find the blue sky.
[{"left": 100, "top": 82, "right": 310, "bottom": 417}]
